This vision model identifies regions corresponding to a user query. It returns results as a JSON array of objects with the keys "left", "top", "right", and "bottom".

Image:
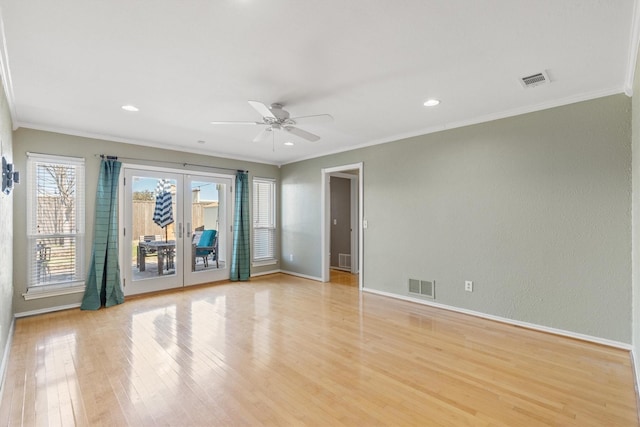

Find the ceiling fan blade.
[
  {"left": 253, "top": 127, "right": 272, "bottom": 142},
  {"left": 210, "top": 121, "right": 262, "bottom": 125},
  {"left": 283, "top": 126, "right": 321, "bottom": 142},
  {"left": 248, "top": 100, "right": 277, "bottom": 119},
  {"left": 289, "top": 114, "right": 333, "bottom": 125}
]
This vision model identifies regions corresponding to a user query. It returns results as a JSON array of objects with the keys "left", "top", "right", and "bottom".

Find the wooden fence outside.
[{"left": 132, "top": 201, "right": 217, "bottom": 241}]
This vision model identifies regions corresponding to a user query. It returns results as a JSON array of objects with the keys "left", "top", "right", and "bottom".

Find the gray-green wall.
[
  {"left": 12, "top": 128, "right": 280, "bottom": 315},
  {"left": 632, "top": 44, "right": 640, "bottom": 386},
  {"left": 3, "top": 91, "right": 634, "bottom": 378},
  {"left": 0, "top": 77, "right": 13, "bottom": 393},
  {"left": 282, "top": 94, "right": 632, "bottom": 343}
]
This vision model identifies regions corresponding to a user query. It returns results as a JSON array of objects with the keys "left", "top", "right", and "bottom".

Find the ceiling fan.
[{"left": 211, "top": 101, "right": 333, "bottom": 142}]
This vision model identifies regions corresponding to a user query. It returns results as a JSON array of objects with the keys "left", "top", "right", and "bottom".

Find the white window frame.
[
  {"left": 23, "top": 153, "right": 86, "bottom": 300},
  {"left": 252, "top": 177, "right": 277, "bottom": 266}
]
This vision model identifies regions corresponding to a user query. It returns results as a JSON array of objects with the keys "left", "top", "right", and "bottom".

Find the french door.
[{"left": 122, "top": 167, "right": 233, "bottom": 296}]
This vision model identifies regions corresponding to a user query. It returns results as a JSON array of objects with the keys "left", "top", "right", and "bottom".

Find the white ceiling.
[{"left": 0, "top": 0, "right": 635, "bottom": 165}]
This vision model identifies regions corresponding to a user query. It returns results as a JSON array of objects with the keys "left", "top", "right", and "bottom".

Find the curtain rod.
[{"left": 96, "top": 154, "right": 248, "bottom": 174}]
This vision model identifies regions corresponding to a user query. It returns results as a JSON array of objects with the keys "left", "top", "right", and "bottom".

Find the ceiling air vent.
[{"left": 519, "top": 70, "right": 550, "bottom": 88}]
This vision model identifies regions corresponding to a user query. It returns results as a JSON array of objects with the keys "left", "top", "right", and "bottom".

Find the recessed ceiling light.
[
  {"left": 284, "top": 141, "right": 295, "bottom": 146},
  {"left": 423, "top": 99, "right": 440, "bottom": 107},
  {"left": 197, "top": 140, "right": 206, "bottom": 144},
  {"left": 121, "top": 105, "right": 139, "bottom": 112}
]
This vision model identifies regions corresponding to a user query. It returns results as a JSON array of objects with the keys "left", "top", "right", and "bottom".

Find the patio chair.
[
  {"left": 194, "top": 229, "right": 218, "bottom": 268},
  {"left": 137, "top": 235, "right": 158, "bottom": 269}
]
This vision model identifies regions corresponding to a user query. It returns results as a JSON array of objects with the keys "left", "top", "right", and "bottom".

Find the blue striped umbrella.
[{"left": 153, "top": 179, "right": 174, "bottom": 240}]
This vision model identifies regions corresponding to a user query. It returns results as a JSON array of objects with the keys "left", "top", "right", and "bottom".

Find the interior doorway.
[
  {"left": 322, "top": 163, "right": 363, "bottom": 289},
  {"left": 329, "top": 174, "right": 357, "bottom": 273}
]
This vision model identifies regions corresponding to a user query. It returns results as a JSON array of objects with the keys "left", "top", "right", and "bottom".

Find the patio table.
[{"left": 138, "top": 240, "right": 176, "bottom": 275}]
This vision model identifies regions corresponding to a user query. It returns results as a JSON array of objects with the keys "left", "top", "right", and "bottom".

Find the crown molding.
[
  {"left": 625, "top": 0, "right": 640, "bottom": 96},
  {"left": 0, "top": 6, "right": 16, "bottom": 128},
  {"left": 15, "top": 121, "right": 279, "bottom": 167},
  {"left": 17, "top": 86, "right": 625, "bottom": 170},
  {"left": 282, "top": 87, "right": 625, "bottom": 166}
]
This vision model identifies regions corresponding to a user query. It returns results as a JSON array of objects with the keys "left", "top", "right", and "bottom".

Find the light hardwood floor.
[{"left": 1, "top": 271, "right": 638, "bottom": 426}]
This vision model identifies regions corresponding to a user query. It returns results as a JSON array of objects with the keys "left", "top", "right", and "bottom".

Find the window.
[
  {"left": 26, "top": 153, "right": 85, "bottom": 295},
  {"left": 252, "top": 177, "right": 276, "bottom": 264}
]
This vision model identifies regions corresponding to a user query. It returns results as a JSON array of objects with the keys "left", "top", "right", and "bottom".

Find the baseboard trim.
[
  {"left": 0, "top": 317, "right": 15, "bottom": 404},
  {"left": 280, "top": 270, "right": 323, "bottom": 282},
  {"left": 14, "top": 303, "right": 82, "bottom": 318},
  {"left": 363, "top": 288, "right": 632, "bottom": 351},
  {"left": 251, "top": 269, "right": 281, "bottom": 278},
  {"left": 632, "top": 348, "right": 640, "bottom": 420}
]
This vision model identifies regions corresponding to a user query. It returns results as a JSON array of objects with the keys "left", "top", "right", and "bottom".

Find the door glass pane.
[
  {"left": 131, "top": 176, "right": 177, "bottom": 281},
  {"left": 190, "top": 180, "right": 226, "bottom": 272}
]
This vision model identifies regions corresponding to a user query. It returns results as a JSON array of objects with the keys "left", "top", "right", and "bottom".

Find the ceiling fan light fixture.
[
  {"left": 121, "top": 104, "right": 139, "bottom": 112},
  {"left": 423, "top": 99, "right": 440, "bottom": 107},
  {"left": 212, "top": 100, "right": 329, "bottom": 142}
]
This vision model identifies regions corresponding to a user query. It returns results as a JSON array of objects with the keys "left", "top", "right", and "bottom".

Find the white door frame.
[
  {"left": 182, "top": 173, "right": 233, "bottom": 286},
  {"left": 321, "top": 162, "right": 363, "bottom": 289},
  {"left": 120, "top": 163, "right": 234, "bottom": 295}
]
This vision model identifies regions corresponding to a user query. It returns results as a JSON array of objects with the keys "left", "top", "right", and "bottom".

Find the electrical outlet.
[{"left": 465, "top": 281, "right": 473, "bottom": 292}]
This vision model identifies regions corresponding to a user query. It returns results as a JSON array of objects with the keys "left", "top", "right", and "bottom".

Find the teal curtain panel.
[
  {"left": 81, "top": 159, "right": 124, "bottom": 309},
  {"left": 230, "top": 171, "right": 250, "bottom": 281}
]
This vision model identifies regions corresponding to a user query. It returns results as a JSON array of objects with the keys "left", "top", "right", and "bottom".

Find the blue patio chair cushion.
[{"left": 196, "top": 230, "right": 216, "bottom": 257}]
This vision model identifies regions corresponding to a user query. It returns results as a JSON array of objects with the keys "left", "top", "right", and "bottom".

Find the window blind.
[
  {"left": 252, "top": 178, "right": 275, "bottom": 262},
  {"left": 26, "top": 153, "right": 85, "bottom": 288}
]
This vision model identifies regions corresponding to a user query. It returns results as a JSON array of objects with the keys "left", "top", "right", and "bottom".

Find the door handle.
[
  {"left": 186, "top": 223, "right": 191, "bottom": 238},
  {"left": 178, "top": 223, "right": 183, "bottom": 238}
]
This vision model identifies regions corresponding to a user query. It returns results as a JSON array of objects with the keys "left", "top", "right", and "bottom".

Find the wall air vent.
[
  {"left": 339, "top": 253, "right": 351, "bottom": 269},
  {"left": 409, "top": 279, "right": 420, "bottom": 294},
  {"left": 519, "top": 70, "right": 550, "bottom": 88},
  {"left": 409, "top": 279, "right": 435, "bottom": 299}
]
